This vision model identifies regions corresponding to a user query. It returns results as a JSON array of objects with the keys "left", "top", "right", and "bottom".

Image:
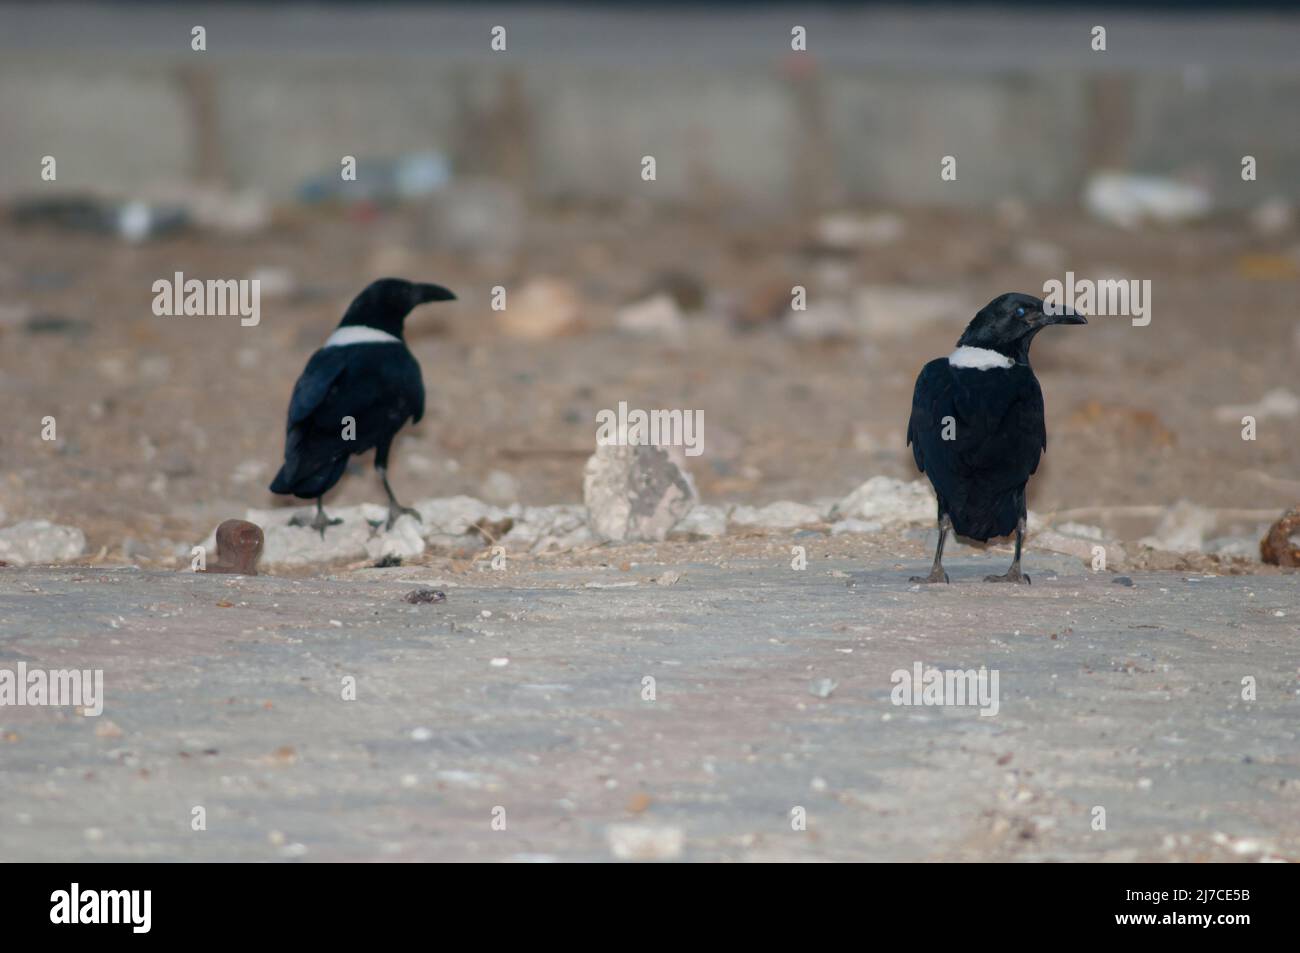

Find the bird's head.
[
  {"left": 338, "top": 277, "right": 457, "bottom": 338},
  {"left": 956, "top": 292, "right": 1086, "bottom": 363}
]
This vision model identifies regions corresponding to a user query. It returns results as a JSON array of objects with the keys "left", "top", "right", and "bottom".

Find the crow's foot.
[
  {"left": 290, "top": 509, "right": 342, "bottom": 539},
  {"left": 984, "top": 568, "right": 1030, "bottom": 585},
  {"left": 386, "top": 503, "right": 422, "bottom": 531}
]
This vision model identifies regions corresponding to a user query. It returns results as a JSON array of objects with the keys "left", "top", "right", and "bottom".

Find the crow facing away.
[
  {"left": 906, "top": 292, "right": 1086, "bottom": 584},
  {"left": 270, "top": 278, "right": 456, "bottom": 536}
]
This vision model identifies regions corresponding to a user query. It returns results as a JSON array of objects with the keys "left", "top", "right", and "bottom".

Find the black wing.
[
  {"left": 271, "top": 344, "right": 424, "bottom": 495},
  {"left": 907, "top": 358, "right": 1046, "bottom": 532}
]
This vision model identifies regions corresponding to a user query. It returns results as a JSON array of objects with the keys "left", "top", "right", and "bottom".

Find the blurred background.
[{"left": 1, "top": 1, "right": 1298, "bottom": 568}]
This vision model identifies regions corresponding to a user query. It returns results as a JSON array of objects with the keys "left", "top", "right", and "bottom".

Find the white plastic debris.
[{"left": 1084, "top": 172, "right": 1211, "bottom": 229}]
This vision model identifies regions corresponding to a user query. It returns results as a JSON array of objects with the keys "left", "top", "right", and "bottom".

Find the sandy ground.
[
  {"left": 1, "top": 205, "right": 1297, "bottom": 567},
  {"left": 0, "top": 536, "right": 1296, "bottom": 862},
  {"left": 1, "top": 202, "right": 1297, "bottom": 862}
]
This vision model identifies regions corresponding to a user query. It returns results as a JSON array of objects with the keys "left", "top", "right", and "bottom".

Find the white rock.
[
  {"left": 1032, "top": 530, "right": 1125, "bottom": 567},
  {"left": 202, "top": 496, "right": 505, "bottom": 567},
  {"left": 415, "top": 496, "right": 499, "bottom": 535},
  {"left": 365, "top": 514, "right": 426, "bottom": 563},
  {"left": 1055, "top": 522, "right": 1104, "bottom": 541},
  {"left": 830, "top": 518, "right": 884, "bottom": 535},
  {"left": 729, "top": 501, "right": 823, "bottom": 531},
  {"left": 830, "top": 477, "right": 936, "bottom": 526},
  {"left": 1140, "top": 500, "right": 1216, "bottom": 553},
  {"left": 0, "top": 520, "right": 86, "bottom": 565},
  {"left": 615, "top": 293, "right": 686, "bottom": 343},
  {"left": 583, "top": 444, "right": 697, "bottom": 543},
  {"left": 670, "top": 504, "right": 729, "bottom": 539},
  {"left": 606, "top": 823, "right": 684, "bottom": 861},
  {"left": 502, "top": 504, "right": 594, "bottom": 554},
  {"left": 1205, "top": 536, "right": 1257, "bottom": 558}
]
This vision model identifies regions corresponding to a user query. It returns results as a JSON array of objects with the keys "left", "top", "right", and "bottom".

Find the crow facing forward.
[
  {"left": 906, "top": 292, "right": 1085, "bottom": 584},
  {"left": 270, "top": 278, "right": 456, "bottom": 536}
]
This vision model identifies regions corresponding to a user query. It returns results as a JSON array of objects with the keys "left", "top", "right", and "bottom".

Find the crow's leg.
[
  {"left": 289, "top": 498, "right": 343, "bottom": 539},
  {"left": 910, "top": 513, "right": 952, "bottom": 584},
  {"left": 985, "top": 514, "right": 1030, "bottom": 585},
  {"left": 379, "top": 466, "right": 421, "bottom": 530}
]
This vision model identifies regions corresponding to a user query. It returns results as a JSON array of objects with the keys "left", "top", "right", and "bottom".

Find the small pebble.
[
  {"left": 1112, "top": 576, "right": 1134, "bottom": 587},
  {"left": 403, "top": 588, "right": 446, "bottom": 605},
  {"left": 808, "top": 677, "right": 837, "bottom": 699}
]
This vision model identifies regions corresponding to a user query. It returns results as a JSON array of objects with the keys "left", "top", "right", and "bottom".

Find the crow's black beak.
[
  {"left": 414, "top": 283, "right": 457, "bottom": 303},
  {"left": 1039, "top": 307, "right": 1086, "bottom": 326}
]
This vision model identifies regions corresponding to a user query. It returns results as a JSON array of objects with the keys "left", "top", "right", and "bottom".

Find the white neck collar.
[
  {"left": 324, "top": 325, "right": 402, "bottom": 348},
  {"left": 948, "top": 346, "right": 1014, "bottom": 370}
]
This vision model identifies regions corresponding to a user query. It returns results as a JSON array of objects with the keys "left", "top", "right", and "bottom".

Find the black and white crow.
[
  {"left": 906, "top": 292, "right": 1085, "bottom": 584},
  {"left": 270, "top": 278, "right": 456, "bottom": 536}
]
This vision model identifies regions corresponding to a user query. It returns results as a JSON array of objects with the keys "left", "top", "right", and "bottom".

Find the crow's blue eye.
[{"left": 1015, "top": 307, "right": 1026, "bottom": 317}]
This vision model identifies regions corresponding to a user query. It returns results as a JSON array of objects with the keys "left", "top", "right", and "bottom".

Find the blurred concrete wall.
[{"left": 2, "top": 3, "right": 1298, "bottom": 207}]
